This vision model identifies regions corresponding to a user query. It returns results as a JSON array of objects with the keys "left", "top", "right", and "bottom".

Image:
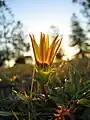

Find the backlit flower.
[
  {"left": 29, "top": 32, "right": 62, "bottom": 67},
  {"left": 29, "top": 32, "right": 62, "bottom": 85}
]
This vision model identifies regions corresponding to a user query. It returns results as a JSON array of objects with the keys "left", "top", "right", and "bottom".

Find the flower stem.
[
  {"left": 40, "top": 84, "right": 48, "bottom": 99},
  {"left": 30, "top": 67, "right": 35, "bottom": 98}
]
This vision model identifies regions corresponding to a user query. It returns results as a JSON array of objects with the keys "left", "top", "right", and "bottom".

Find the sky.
[{"left": 6, "top": 0, "right": 80, "bottom": 59}]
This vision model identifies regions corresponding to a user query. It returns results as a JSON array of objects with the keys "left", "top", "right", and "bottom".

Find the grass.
[{"left": 0, "top": 58, "right": 90, "bottom": 120}]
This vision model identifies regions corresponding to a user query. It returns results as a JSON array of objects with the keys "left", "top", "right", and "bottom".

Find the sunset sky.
[{"left": 6, "top": 0, "right": 80, "bottom": 59}]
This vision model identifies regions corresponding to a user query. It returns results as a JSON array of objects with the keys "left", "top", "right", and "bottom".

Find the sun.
[
  {"left": 61, "top": 35, "right": 78, "bottom": 60},
  {"left": 63, "top": 45, "right": 79, "bottom": 60}
]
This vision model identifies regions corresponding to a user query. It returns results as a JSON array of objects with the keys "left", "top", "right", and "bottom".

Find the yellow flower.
[
  {"left": 10, "top": 75, "right": 17, "bottom": 81},
  {"left": 29, "top": 32, "right": 62, "bottom": 67}
]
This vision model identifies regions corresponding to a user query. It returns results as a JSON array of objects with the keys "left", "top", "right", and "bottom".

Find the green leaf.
[
  {"left": 77, "top": 98, "right": 90, "bottom": 107},
  {"left": 17, "top": 93, "right": 28, "bottom": 102},
  {"left": 12, "top": 111, "right": 19, "bottom": 120},
  {"left": 0, "top": 111, "right": 13, "bottom": 116},
  {"left": 82, "top": 108, "right": 90, "bottom": 120}
]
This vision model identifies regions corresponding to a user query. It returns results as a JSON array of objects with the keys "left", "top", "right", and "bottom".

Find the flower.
[
  {"left": 29, "top": 32, "right": 62, "bottom": 86},
  {"left": 29, "top": 32, "right": 62, "bottom": 67},
  {"left": 10, "top": 75, "right": 17, "bottom": 81},
  {"left": 53, "top": 106, "right": 72, "bottom": 120}
]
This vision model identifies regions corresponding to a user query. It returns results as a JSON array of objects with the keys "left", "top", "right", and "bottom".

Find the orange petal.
[
  {"left": 29, "top": 34, "right": 41, "bottom": 64},
  {"left": 45, "top": 35, "right": 49, "bottom": 60},
  {"left": 45, "top": 35, "right": 59, "bottom": 64},
  {"left": 40, "top": 32, "right": 45, "bottom": 63},
  {"left": 48, "top": 39, "right": 60, "bottom": 64},
  {"left": 49, "top": 38, "right": 62, "bottom": 65}
]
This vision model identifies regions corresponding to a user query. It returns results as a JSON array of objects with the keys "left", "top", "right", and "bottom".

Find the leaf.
[
  {"left": 68, "top": 64, "right": 80, "bottom": 97},
  {"left": 0, "top": 111, "right": 13, "bottom": 116},
  {"left": 17, "top": 93, "right": 29, "bottom": 102},
  {"left": 82, "top": 108, "right": 90, "bottom": 120},
  {"left": 77, "top": 98, "right": 90, "bottom": 107},
  {"left": 12, "top": 111, "right": 19, "bottom": 120}
]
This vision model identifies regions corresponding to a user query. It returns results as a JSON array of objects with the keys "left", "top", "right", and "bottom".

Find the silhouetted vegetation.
[
  {"left": 49, "top": 25, "right": 60, "bottom": 39},
  {"left": 69, "top": 0, "right": 90, "bottom": 58},
  {"left": 0, "top": 0, "right": 30, "bottom": 65},
  {"left": 72, "top": 0, "right": 90, "bottom": 32},
  {"left": 69, "top": 13, "right": 89, "bottom": 58}
]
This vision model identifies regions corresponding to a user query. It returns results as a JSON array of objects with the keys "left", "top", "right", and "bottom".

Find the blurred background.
[{"left": 0, "top": 0, "right": 90, "bottom": 78}]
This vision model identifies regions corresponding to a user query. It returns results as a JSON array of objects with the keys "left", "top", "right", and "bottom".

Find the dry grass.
[{"left": 0, "top": 58, "right": 89, "bottom": 79}]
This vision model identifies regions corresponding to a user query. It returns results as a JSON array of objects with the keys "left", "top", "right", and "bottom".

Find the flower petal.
[
  {"left": 40, "top": 32, "right": 45, "bottom": 63},
  {"left": 29, "top": 34, "right": 41, "bottom": 64},
  {"left": 45, "top": 35, "right": 49, "bottom": 60},
  {"left": 49, "top": 38, "right": 62, "bottom": 65},
  {"left": 45, "top": 35, "right": 59, "bottom": 64}
]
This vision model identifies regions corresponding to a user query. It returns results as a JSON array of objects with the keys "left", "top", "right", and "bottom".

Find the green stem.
[
  {"left": 30, "top": 67, "right": 35, "bottom": 98},
  {"left": 41, "top": 84, "right": 48, "bottom": 99},
  {"left": 28, "top": 103, "right": 30, "bottom": 120}
]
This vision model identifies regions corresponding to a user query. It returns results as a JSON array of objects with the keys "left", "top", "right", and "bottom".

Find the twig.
[{"left": 30, "top": 67, "right": 35, "bottom": 98}]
